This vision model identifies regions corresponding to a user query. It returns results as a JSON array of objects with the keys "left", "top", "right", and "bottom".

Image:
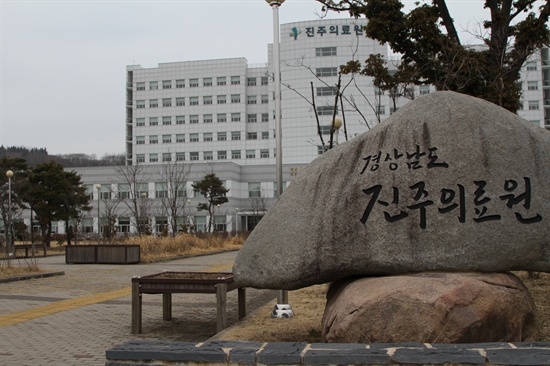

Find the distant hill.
[{"left": 0, "top": 146, "right": 125, "bottom": 167}]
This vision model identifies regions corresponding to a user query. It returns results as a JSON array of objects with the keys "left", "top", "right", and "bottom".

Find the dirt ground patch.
[{"left": 216, "top": 271, "right": 550, "bottom": 343}]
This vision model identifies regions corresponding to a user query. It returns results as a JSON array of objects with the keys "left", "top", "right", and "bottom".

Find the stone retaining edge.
[
  {"left": 105, "top": 340, "right": 550, "bottom": 365},
  {"left": 0, "top": 271, "right": 65, "bottom": 284}
]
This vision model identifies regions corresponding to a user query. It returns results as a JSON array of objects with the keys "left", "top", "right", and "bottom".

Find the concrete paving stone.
[
  {"left": 304, "top": 348, "right": 390, "bottom": 365},
  {"left": 0, "top": 251, "right": 276, "bottom": 365},
  {"left": 391, "top": 347, "right": 486, "bottom": 365},
  {"left": 486, "top": 348, "right": 550, "bottom": 365},
  {"left": 257, "top": 342, "right": 308, "bottom": 364}
]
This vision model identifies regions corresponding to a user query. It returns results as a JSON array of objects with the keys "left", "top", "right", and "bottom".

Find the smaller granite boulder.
[{"left": 322, "top": 272, "right": 539, "bottom": 343}]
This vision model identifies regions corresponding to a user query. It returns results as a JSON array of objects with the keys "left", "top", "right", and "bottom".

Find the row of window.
[
  {"left": 135, "top": 131, "right": 270, "bottom": 144},
  {"left": 135, "top": 149, "right": 272, "bottom": 163},
  {"left": 134, "top": 94, "right": 270, "bottom": 108},
  {"left": 92, "top": 181, "right": 285, "bottom": 203},
  {"left": 81, "top": 216, "right": 226, "bottom": 233},
  {"left": 135, "top": 76, "right": 269, "bottom": 91},
  {"left": 134, "top": 113, "right": 270, "bottom": 126}
]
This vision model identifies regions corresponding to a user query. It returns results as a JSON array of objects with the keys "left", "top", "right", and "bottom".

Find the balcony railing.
[{"left": 126, "top": 101, "right": 133, "bottom": 107}]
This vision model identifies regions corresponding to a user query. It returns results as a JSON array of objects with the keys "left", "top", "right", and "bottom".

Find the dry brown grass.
[
  {"left": 0, "top": 257, "right": 42, "bottom": 279},
  {"left": 130, "top": 233, "right": 245, "bottom": 263},
  {"left": 216, "top": 271, "right": 550, "bottom": 343}
]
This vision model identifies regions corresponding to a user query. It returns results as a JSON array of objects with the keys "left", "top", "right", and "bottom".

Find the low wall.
[
  {"left": 65, "top": 245, "right": 140, "bottom": 264},
  {"left": 105, "top": 340, "right": 550, "bottom": 365}
]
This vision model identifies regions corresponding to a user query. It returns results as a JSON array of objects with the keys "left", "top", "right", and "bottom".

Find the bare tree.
[
  {"left": 157, "top": 159, "right": 192, "bottom": 237},
  {"left": 99, "top": 186, "right": 123, "bottom": 243},
  {"left": 115, "top": 163, "right": 151, "bottom": 236}
]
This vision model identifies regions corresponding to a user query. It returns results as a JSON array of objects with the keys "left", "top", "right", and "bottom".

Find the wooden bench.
[
  {"left": 13, "top": 244, "right": 48, "bottom": 258},
  {"left": 131, "top": 272, "right": 246, "bottom": 334}
]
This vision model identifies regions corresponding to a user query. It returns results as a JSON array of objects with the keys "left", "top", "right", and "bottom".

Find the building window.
[
  {"left": 203, "top": 132, "right": 213, "bottom": 142},
  {"left": 217, "top": 132, "right": 227, "bottom": 141},
  {"left": 176, "top": 79, "right": 185, "bottom": 88},
  {"left": 136, "top": 154, "right": 145, "bottom": 163},
  {"left": 261, "top": 76, "right": 268, "bottom": 85},
  {"left": 190, "top": 78, "right": 199, "bottom": 87},
  {"left": 261, "top": 95, "right": 269, "bottom": 104},
  {"left": 163, "top": 80, "right": 171, "bottom": 89},
  {"left": 231, "top": 94, "right": 241, "bottom": 103},
  {"left": 316, "top": 67, "right": 338, "bottom": 77},
  {"left": 262, "top": 131, "right": 269, "bottom": 140},
  {"left": 194, "top": 216, "right": 206, "bottom": 232},
  {"left": 162, "top": 134, "right": 172, "bottom": 144},
  {"left": 260, "top": 149, "right": 269, "bottom": 158},
  {"left": 317, "top": 105, "right": 336, "bottom": 116},
  {"left": 217, "top": 95, "right": 226, "bottom": 104},
  {"left": 247, "top": 132, "right": 257, "bottom": 140},
  {"left": 247, "top": 77, "right": 257, "bottom": 86},
  {"left": 217, "top": 113, "right": 227, "bottom": 123},
  {"left": 150, "top": 153, "right": 158, "bottom": 162},
  {"left": 203, "top": 77, "right": 212, "bottom": 86},
  {"left": 247, "top": 95, "right": 257, "bottom": 104},
  {"left": 203, "top": 114, "right": 213, "bottom": 123},
  {"left": 190, "top": 133, "right": 199, "bottom": 142},
  {"left": 528, "top": 81, "right": 538, "bottom": 91},
  {"left": 319, "top": 125, "right": 331, "bottom": 135},
  {"left": 136, "top": 82, "right": 145, "bottom": 90},
  {"left": 317, "top": 86, "right": 336, "bottom": 96},
  {"left": 377, "top": 105, "right": 386, "bottom": 115},
  {"left": 526, "top": 61, "right": 537, "bottom": 71},
  {"left": 176, "top": 152, "right": 185, "bottom": 161},
  {"left": 203, "top": 151, "right": 213, "bottom": 160},
  {"left": 162, "top": 153, "right": 171, "bottom": 162},
  {"left": 162, "top": 116, "right": 172, "bottom": 125},
  {"left": 149, "top": 99, "right": 158, "bottom": 108},
  {"left": 231, "top": 113, "right": 241, "bottom": 122},
  {"left": 248, "top": 182, "right": 261, "bottom": 198},
  {"left": 248, "top": 114, "right": 257, "bottom": 123},
  {"left": 217, "top": 77, "right": 226, "bottom": 86},
  {"left": 136, "top": 100, "right": 145, "bottom": 109},
  {"left": 149, "top": 117, "right": 158, "bottom": 126},
  {"left": 136, "top": 136, "right": 145, "bottom": 145},
  {"left": 149, "top": 135, "right": 158, "bottom": 144},
  {"left": 150, "top": 81, "right": 158, "bottom": 90},
  {"left": 262, "top": 113, "right": 269, "bottom": 122},
  {"left": 117, "top": 217, "right": 131, "bottom": 233},
  {"left": 231, "top": 131, "right": 240, "bottom": 140},
  {"left": 232, "top": 150, "right": 241, "bottom": 159},
  {"left": 176, "top": 97, "right": 185, "bottom": 106},
  {"left": 190, "top": 115, "right": 199, "bottom": 124},
  {"left": 246, "top": 149, "right": 256, "bottom": 159},
  {"left": 217, "top": 150, "right": 227, "bottom": 160},
  {"left": 316, "top": 47, "right": 337, "bottom": 56},
  {"left": 176, "top": 115, "right": 185, "bottom": 124},
  {"left": 176, "top": 134, "right": 185, "bottom": 143},
  {"left": 190, "top": 152, "right": 199, "bottom": 161},
  {"left": 529, "top": 100, "right": 540, "bottom": 110},
  {"left": 203, "top": 96, "right": 213, "bottom": 105},
  {"left": 190, "top": 97, "right": 199, "bottom": 105},
  {"left": 231, "top": 76, "right": 240, "bottom": 85},
  {"left": 136, "top": 118, "right": 145, "bottom": 127}
]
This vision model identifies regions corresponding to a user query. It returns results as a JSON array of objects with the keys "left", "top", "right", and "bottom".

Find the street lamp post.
[
  {"left": 6, "top": 170, "right": 13, "bottom": 253},
  {"left": 266, "top": 0, "right": 290, "bottom": 310},
  {"left": 235, "top": 208, "right": 239, "bottom": 235},
  {"left": 95, "top": 184, "right": 101, "bottom": 245},
  {"left": 333, "top": 116, "right": 343, "bottom": 145}
]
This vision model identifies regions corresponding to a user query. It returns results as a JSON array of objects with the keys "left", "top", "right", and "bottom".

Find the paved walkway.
[{"left": 0, "top": 251, "right": 276, "bottom": 366}]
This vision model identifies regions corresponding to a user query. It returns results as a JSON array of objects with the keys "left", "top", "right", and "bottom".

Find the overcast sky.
[{"left": 0, "top": 0, "right": 492, "bottom": 157}]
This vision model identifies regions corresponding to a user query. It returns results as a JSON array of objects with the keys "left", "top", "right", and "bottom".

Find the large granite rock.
[
  {"left": 233, "top": 91, "right": 550, "bottom": 290},
  {"left": 321, "top": 272, "right": 539, "bottom": 343}
]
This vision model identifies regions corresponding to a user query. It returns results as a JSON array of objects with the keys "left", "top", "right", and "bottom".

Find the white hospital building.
[{"left": 18, "top": 19, "right": 550, "bottom": 236}]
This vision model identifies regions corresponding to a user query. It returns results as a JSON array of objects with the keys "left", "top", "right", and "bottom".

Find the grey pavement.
[{"left": 0, "top": 251, "right": 276, "bottom": 366}]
